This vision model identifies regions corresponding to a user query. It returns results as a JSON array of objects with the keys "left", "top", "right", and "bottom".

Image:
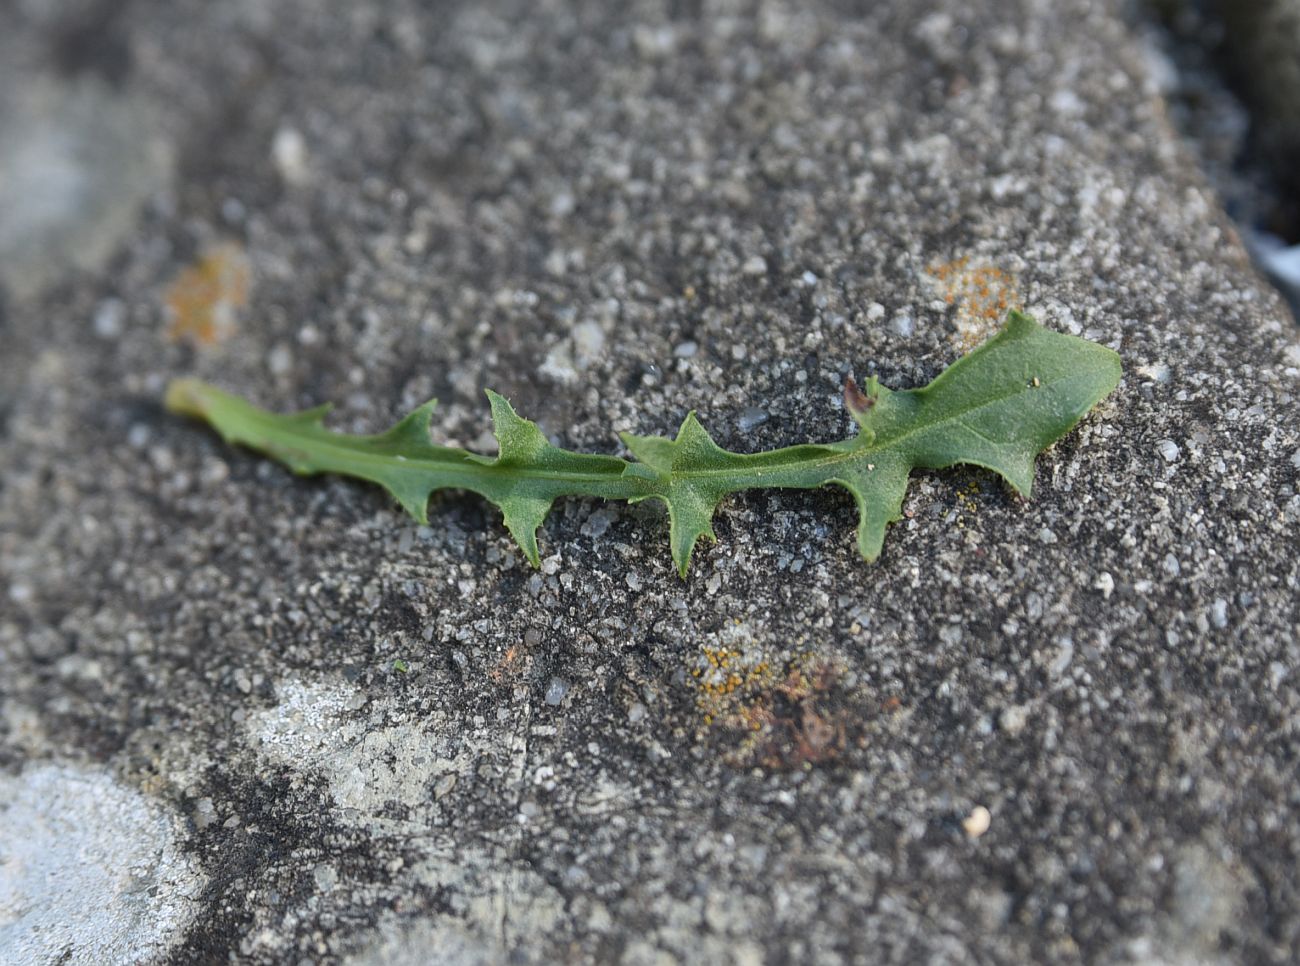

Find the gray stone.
[
  {"left": 0, "top": 764, "right": 206, "bottom": 964},
  {"left": 1, "top": 1, "right": 1299, "bottom": 964}
]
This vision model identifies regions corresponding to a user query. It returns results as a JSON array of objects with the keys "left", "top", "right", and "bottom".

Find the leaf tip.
[
  {"left": 484, "top": 388, "right": 513, "bottom": 426},
  {"left": 396, "top": 495, "right": 431, "bottom": 526},
  {"left": 164, "top": 378, "right": 212, "bottom": 419},
  {"left": 843, "top": 375, "right": 870, "bottom": 414},
  {"left": 677, "top": 410, "right": 710, "bottom": 443},
  {"left": 1003, "top": 308, "right": 1037, "bottom": 334}
]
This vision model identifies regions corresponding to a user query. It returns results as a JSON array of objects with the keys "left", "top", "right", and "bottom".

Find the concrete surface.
[{"left": 1, "top": 0, "right": 1298, "bottom": 963}]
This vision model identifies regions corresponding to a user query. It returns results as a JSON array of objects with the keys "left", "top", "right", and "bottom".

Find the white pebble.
[
  {"left": 272, "top": 127, "right": 308, "bottom": 185},
  {"left": 673, "top": 340, "right": 698, "bottom": 358},
  {"left": 742, "top": 255, "right": 768, "bottom": 277},
  {"left": 1156, "top": 439, "right": 1181, "bottom": 463},
  {"left": 1209, "top": 598, "right": 1228, "bottom": 629},
  {"left": 93, "top": 299, "right": 125, "bottom": 338},
  {"left": 1094, "top": 571, "right": 1114, "bottom": 599},
  {"left": 550, "top": 192, "right": 575, "bottom": 218},
  {"left": 999, "top": 704, "right": 1030, "bottom": 735},
  {"left": 127, "top": 423, "right": 151, "bottom": 449},
  {"left": 267, "top": 344, "right": 293, "bottom": 375},
  {"left": 572, "top": 320, "right": 605, "bottom": 363},
  {"left": 1136, "top": 362, "right": 1171, "bottom": 383},
  {"left": 962, "top": 805, "right": 992, "bottom": 838}
]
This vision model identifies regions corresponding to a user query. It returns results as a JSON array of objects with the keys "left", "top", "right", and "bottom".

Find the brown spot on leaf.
[{"left": 843, "top": 375, "right": 874, "bottom": 417}]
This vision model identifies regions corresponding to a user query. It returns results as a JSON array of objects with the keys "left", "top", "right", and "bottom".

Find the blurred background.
[{"left": 1, "top": 0, "right": 1297, "bottom": 329}]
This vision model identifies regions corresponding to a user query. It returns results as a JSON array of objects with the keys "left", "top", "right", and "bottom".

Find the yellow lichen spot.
[
  {"left": 952, "top": 478, "right": 983, "bottom": 530},
  {"left": 165, "top": 242, "right": 251, "bottom": 345},
  {"left": 923, "top": 257, "right": 1022, "bottom": 351},
  {"left": 687, "top": 628, "right": 847, "bottom": 769}
]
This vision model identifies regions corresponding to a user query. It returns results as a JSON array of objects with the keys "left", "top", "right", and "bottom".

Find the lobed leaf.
[{"left": 165, "top": 312, "right": 1121, "bottom": 576}]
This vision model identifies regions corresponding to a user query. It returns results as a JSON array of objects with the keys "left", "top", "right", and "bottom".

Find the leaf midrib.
[
  {"left": 667, "top": 362, "right": 1111, "bottom": 485},
  {"left": 260, "top": 361, "right": 1107, "bottom": 493}
]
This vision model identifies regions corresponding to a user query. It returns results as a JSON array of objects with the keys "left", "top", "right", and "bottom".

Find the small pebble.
[
  {"left": 1136, "top": 362, "right": 1171, "bottom": 383},
  {"left": 581, "top": 510, "right": 613, "bottom": 539},
  {"left": 1094, "top": 571, "right": 1114, "bottom": 599},
  {"left": 1268, "top": 661, "right": 1288, "bottom": 689},
  {"left": 434, "top": 773, "right": 458, "bottom": 799},
  {"left": 1156, "top": 439, "right": 1181, "bottom": 463},
  {"left": 127, "top": 423, "right": 151, "bottom": 449},
  {"left": 193, "top": 797, "right": 217, "bottom": 829},
  {"left": 572, "top": 320, "right": 605, "bottom": 362},
  {"left": 312, "top": 863, "right": 337, "bottom": 893},
  {"left": 999, "top": 704, "right": 1030, "bottom": 735},
  {"left": 673, "top": 340, "right": 698, "bottom": 358},
  {"left": 737, "top": 407, "right": 769, "bottom": 432},
  {"left": 267, "top": 344, "right": 293, "bottom": 376},
  {"left": 272, "top": 127, "right": 309, "bottom": 184},
  {"left": 962, "top": 805, "right": 992, "bottom": 838},
  {"left": 93, "top": 299, "right": 125, "bottom": 338},
  {"left": 544, "top": 678, "right": 570, "bottom": 706},
  {"left": 742, "top": 255, "right": 768, "bottom": 276},
  {"left": 1209, "top": 598, "right": 1228, "bottom": 629},
  {"left": 626, "top": 571, "right": 643, "bottom": 592}
]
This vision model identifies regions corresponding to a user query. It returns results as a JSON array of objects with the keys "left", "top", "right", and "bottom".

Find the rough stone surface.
[
  {"left": 0, "top": 764, "right": 206, "bottom": 964},
  {"left": 1, "top": 1, "right": 1298, "bottom": 963}
]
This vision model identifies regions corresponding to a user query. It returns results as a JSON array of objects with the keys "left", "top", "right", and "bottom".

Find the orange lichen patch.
[
  {"left": 690, "top": 632, "right": 848, "bottom": 769},
  {"left": 692, "top": 641, "right": 777, "bottom": 726},
  {"left": 925, "top": 256, "right": 1022, "bottom": 350},
  {"left": 164, "top": 242, "right": 250, "bottom": 345},
  {"left": 490, "top": 644, "right": 523, "bottom": 683}
]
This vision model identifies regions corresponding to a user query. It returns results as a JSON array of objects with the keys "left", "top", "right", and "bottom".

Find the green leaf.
[{"left": 166, "top": 311, "right": 1120, "bottom": 575}]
